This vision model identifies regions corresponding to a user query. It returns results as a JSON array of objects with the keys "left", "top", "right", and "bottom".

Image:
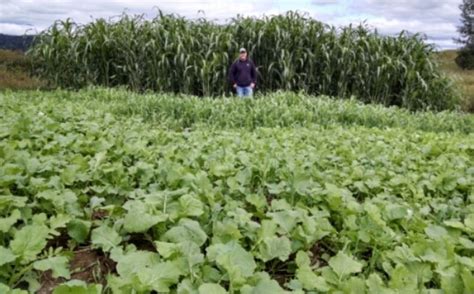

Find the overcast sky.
[{"left": 0, "top": 0, "right": 465, "bottom": 49}]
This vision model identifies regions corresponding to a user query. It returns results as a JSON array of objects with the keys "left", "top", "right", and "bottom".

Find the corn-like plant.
[{"left": 28, "top": 11, "right": 460, "bottom": 110}]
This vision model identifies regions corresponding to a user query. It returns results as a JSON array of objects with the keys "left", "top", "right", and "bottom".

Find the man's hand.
[{"left": 250, "top": 83, "right": 255, "bottom": 88}]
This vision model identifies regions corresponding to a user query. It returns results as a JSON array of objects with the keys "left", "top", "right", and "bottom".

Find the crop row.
[
  {"left": 0, "top": 93, "right": 473, "bottom": 292},
  {"left": 3, "top": 88, "right": 474, "bottom": 134},
  {"left": 28, "top": 12, "right": 459, "bottom": 110}
]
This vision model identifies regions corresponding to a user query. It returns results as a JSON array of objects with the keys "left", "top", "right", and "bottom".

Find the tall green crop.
[{"left": 28, "top": 11, "right": 460, "bottom": 111}]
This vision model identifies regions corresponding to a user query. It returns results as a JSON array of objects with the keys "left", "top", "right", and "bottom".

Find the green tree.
[{"left": 455, "top": 0, "right": 474, "bottom": 69}]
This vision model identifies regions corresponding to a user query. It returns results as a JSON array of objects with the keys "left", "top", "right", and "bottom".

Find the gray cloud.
[
  {"left": 307, "top": 0, "right": 463, "bottom": 49},
  {"left": 0, "top": 0, "right": 464, "bottom": 49}
]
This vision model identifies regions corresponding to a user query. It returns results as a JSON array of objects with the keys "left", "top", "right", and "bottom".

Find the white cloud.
[
  {"left": 0, "top": 0, "right": 464, "bottom": 49},
  {"left": 0, "top": 23, "right": 35, "bottom": 35},
  {"left": 0, "top": 0, "right": 276, "bottom": 31},
  {"left": 306, "top": 0, "right": 463, "bottom": 49}
]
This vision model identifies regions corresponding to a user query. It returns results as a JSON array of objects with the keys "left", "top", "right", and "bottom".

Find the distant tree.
[
  {"left": 455, "top": 0, "right": 474, "bottom": 69},
  {"left": 0, "top": 34, "right": 34, "bottom": 51}
]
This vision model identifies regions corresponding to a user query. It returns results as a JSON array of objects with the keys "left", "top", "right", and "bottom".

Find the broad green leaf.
[
  {"left": 138, "top": 260, "right": 183, "bottom": 292},
  {"left": 461, "top": 267, "right": 474, "bottom": 293},
  {"left": 457, "top": 255, "right": 474, "bottom": 270},
  {"left": 198, "top": 283, "right": 226, "bottom": 294},
  {"left": 465, "top": 214, "right": 474, "bottom": 231},
  {"left": 269, "top": 210, "right": 300, "bottom": 233},
  {"left": 163, "top": 219, "right": 207, "bottom": 246},
  {"left": 366, "top": 273, "right": 395, "bottom": 294},
  {"left": 459, "top": 237, "right": 474, "bottom": 249},
  {"left": 388, "top": 264, "right": 419, "bottom": 291},
  {"left": 111, "top": 247, "right": 161, "bottom": 278},
  {"left": 0, "top": 209, "right": 21, "bottom": 232},
  {"left": 341, "top": 277, "right": 366, "bottom": 293},
  {"left": 296, "top": 266, "right": 330, "bottom": 291},
  {"left": 156, "top": 241, "right": 180, "bottom": 258},
  {"left": 328, "top": 251, "right": 363, "bottom": 278},
  {"left": 50, "top": 214, "right": 72, "bottom": 230},
  {"left": 0, "top": 196, "right": 27, "bottom": 209},
  {"left": 177, "top": 279, "right": 199, "bottom": 294},
  {"left": 207, "top": 241, "right": 257, "bottom": 281},
  {"left": 0, "top": 246, "right": 16, "bottom": 266},
  {"left": 0, "top": 282, "right": 28, "bottom": 294},
  {"left": 52, "top": 280, "right": 102, "bottom": 294},
  {"left": 91, "top": 225, "right": 121, "bottom": 252},
  {"left": 10, "top": 224, "right": 49, "bottom": 261},
  {"left": 385, "top": 204, "right": 408, "bottom": 220},
  {"left": 123, "top": 200, "right": 166, "bottom": 233},
  {"left": 179, "top": 194, "right": 204, "bottom": 217},
  {"left": 67, "top": 219, "right": 91, "bottom": 243},
  {"left": 425, "top": 225, "right": 448, "bottom": 240},
  {"left": 296, "top": 251, "right": 311, "bottom": 268},
  {"left": 123, "top": 211, "right": 165, "bottom": 233},
  {"left": 33, "top": 256, "right": 71, "bottom": 279},
  {"left": 258, "top": 236, "right": 291, "bottom": 262},
  {"left": 251, "top": 279, "right": 285, "bottom": 294}
]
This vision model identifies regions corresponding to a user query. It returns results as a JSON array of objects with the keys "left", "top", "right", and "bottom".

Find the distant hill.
[{"left": 0, "top": 34, "right": 35, "bottom": 51}]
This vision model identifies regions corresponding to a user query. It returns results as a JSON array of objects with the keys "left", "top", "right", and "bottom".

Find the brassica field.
[{"left": 1, "top": 89, "right": 473, "bottom": 293}]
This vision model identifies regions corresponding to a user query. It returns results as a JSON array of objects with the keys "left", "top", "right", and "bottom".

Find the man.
[{"left": 229, "top": 48, "right": 257, "bottom": 97}]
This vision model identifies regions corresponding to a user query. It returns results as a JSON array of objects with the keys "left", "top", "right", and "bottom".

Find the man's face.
[{"left": 239, "top": 52, "right": 247, "bottom": 60}]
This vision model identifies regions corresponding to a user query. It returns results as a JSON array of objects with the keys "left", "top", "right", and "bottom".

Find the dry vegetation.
[
  {"left": 436, "top": 50, "right": 474, "bottom": 112},
  {"left": 0, "top": 49, "right": 45, "bottom": 91}
]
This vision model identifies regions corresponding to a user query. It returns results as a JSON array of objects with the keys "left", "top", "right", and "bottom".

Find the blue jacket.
[{"left": 229, "top": 58, "right": 257, "bottom": 87}]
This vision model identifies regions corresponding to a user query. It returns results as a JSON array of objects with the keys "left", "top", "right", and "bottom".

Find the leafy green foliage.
[
  {"left": 28, "top": 12, "right": 460, "bottom": 110},
  {"left": 0, "top": 90, "right": 473, "bottom": 292}
]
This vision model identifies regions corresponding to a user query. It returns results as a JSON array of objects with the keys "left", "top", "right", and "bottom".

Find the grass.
[{"left": 436, "top": 50, "right": 474, "bottom": 112}]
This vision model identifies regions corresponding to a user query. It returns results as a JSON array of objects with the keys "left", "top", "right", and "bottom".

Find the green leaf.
[
  {"left": 111, "top": 247, "right": 161, "bottom": 278},
  {"left": 50, "top": 214, "right": 72, "bottom": 230},
  {"left": 0, "top": 209, "right": 21, "bottom": 233},
  {"left": 156, "top": 241, "right": 180, "bottom": 258},
  {"left": 123, "top": 200, "right": 166, "bottom": 233},
  {"left": 385, "top": 204, "right": 408, "bottom": 220},
  {"left": 0, "top": 246, "right": 16, "bottom": 266},
  {"left": 295, "top": 251, "right": 311, "bottom": 268},
  {"left": 207, "top": 241, "right": 257, "bottom": 282},
  {"left": 269, "top": 210, "right": 300, "bottom": 233},
  {"left": 10, "top": 224, "right": 49, "bottom": 261},
  {"left": 425, "top": 225, "right": 448, "bottom": 240},
  {"left": 91, "top": 225, "right": 121, "bottom": 252},
  {"left": 465, "top": 214, "right": 474, "bottom": 231},
  {"left": 163, "top": 219, "right": 207, "bottom": 246},
  {"left": 179, "top": 194, "right": 204, "bottom": 217},
  {"left": 52, "top": 280, "right": 102, "bottom": 294},
  {"left": 198, "top": 283, "right": 226, "bottom": 294},
  {"left": 138, "top": 260, "right": 183, "bottom": 292},
  {"left": 33, "top": 256, "right": 71, "bottom": 279},
  {"left": 67, "top": 220, "right": 91, "bottom": 243},
  {"left": 366, "top": 273, "right": 394, "bottom": 294},
  {"left": 296, "top": 265, "right": 330, "bottom": 291},
  {"left": 328, "top": 251, "right": 363, "bottom": 278},
  {"left": 251, "top": 279, "right": 285, "bottom": 294},
  {"left": 341, "top": 277, "right": 366, "bottom": 293},
  {"left": 123, "top": 211, "right": 165, "bottom": 233},
  {"left": 459, "top": 237, "right": 474, "bottom": 249},
  {"left": 177, "top": 279, "right": 199, "bottom": 294},
  {"left": 258, "top": 236, "right": 291, "bottom": 262}
]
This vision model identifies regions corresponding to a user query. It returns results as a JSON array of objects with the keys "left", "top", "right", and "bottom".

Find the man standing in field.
[{"left": 229, "top": 48, "right": 257, "bottom": 97}]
